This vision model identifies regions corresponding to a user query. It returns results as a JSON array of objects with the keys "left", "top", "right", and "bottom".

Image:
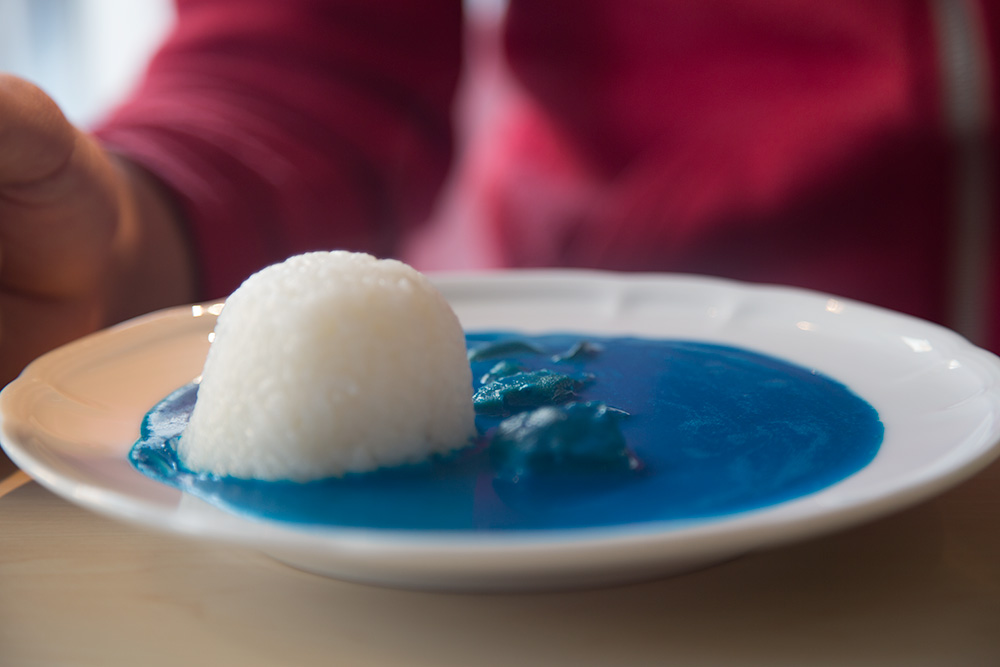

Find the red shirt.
[{"left": 97, "top": 0, "right": 1000, "bottom": 351}]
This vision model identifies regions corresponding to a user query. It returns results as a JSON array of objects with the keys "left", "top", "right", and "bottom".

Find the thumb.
[
  {"left": 0, "top": 74, "right": 120, "bottom": 297},
  {"left": 0, "top": 74, "right": 76, "bottom": 186}
]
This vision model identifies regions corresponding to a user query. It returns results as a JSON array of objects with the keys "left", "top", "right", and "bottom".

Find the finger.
[
  {"left": 0, "top": 74, "right": 76, "bottom": 186},
  {"left": 0, "top": 134, "right": 119, "bottom": 296},
  {"left": 0, "top": 76, "right": 119, "bottom": 297}
]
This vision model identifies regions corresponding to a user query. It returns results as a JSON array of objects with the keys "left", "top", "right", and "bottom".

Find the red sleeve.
[
  {"left": 96, "top": 0, "right": 463, "bottom": 299},
  {"left": 978, "top": 0, "right": 1000, "bottom": 353}
]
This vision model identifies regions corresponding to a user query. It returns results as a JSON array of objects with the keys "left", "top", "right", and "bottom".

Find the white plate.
[{"left": 3, "top": 271, "right": 1000, "bottom": 591}]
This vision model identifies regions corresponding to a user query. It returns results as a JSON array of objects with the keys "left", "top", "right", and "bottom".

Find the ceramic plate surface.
[{"left": 3, "top": 271, "right": 1000, "bottom": 591}]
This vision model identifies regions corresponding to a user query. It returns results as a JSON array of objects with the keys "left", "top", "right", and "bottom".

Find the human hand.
[
  {"left": 0, "top": 74, "right": 124, "bottom": 385},
  {"left": 0, "top": 74, "right": 196, "bottom": 387}
]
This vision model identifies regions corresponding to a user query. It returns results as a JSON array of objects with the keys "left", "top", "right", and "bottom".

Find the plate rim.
[{"left": 4, "top": 269, "right": 1000, "bottom": 586}]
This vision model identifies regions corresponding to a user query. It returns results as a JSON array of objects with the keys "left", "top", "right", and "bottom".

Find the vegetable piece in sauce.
[
  {"left": 490, "top": 402, "right": 639, "bottom": 481},
  {"left": 467, "top": 339, "right": 545, "bottom": 362},
  {"left": 473, "top": 370, "right": 594, "bottom": 416},
  {"left": 479, "top": 360, "right": 525, "bottom": 385},
  {"left": 552, "top": 341, "right": 604, "bottom": 363}
]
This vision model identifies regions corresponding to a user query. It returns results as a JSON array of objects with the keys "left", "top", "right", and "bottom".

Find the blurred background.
[
  {"left": 0, "top": 0, "right": 507, "bottom": 128},
  {"left": 0, "top": 0, "right": 174, "bottom": 126}
]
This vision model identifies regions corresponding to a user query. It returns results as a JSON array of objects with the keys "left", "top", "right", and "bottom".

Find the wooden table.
[{"left": 2, "top": 451, "right": 999, "bottom": 666}]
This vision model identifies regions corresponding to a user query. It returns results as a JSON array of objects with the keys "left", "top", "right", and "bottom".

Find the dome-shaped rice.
[{"left": 179, "top": 251, "right": 475, "bottom": 481}]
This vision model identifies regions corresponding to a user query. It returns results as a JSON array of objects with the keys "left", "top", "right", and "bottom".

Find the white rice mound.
[{"left": 179, "top": 251, "right": 476, "bottom": 481}]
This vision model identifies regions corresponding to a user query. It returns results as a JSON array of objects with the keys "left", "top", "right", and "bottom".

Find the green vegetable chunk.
[
  {"left": 552, "top": 341, "right": 604, "bottom": 363},
  {"left": 467, "top": 340, "right": 544, "bottom": 362},
  {"left": 479, "top": 360, "right": 525, "bottom": 385},
  {"left": 473, "top": 370, "right": 594, "bottom": 416},
  {"left": 490, "top": 402, "right": 639, "bottom": 480}
]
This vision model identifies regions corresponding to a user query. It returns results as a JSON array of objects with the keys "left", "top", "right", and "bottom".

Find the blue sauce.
[{"left": 129, "top": 334, "right": 883, "bottom": 531}]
